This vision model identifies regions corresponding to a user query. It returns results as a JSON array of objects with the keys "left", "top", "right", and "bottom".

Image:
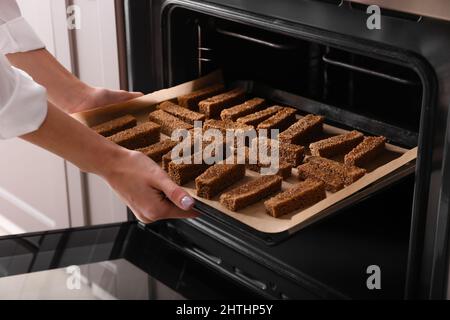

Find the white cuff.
[
  {"left": 0, "top": 17, "right": 45, "bottom": 54},
  {"left": 0, "top": 67, "right": 48, "bottom": 139}
]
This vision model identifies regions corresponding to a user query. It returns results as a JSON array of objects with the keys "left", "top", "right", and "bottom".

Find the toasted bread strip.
[
  {"left": 199, "top": 88, "right": 246, "bottom": 119},
  {"left": 162, "top": 142, "right": 198, "bottom": 171},
  {"left": 92, "top": 115, "right": 137, "bottom": 137},
  {"left": 245, "top": 162, "right": 292, "bottom": 179},
  {"left": 108, "top": 122, "right": 160, "bottom": 149},
  {"left": 203, "top": 119, "right": 254, "bottom": 133},
  {"left": 159, "top": 101, "right": 206, "bottom": 124},
  {"left": 167, "top": 140, "right": 227, "bottom": 184},
  {"left": 195, "top": 164, "right": 246, "bottom": 199},
  {"left": 253, "top": 139, "right": 305, "bottom": 167},
  {"left": 257, "top": 107, "right": 297, "bottom": 132},
  {"left": 236, "top": 106, "right": 284, "bottom": 127},
  {"left": 203, "top": 119, "right": 254, "bottom": 147},
  {"left": 235, "top": 146, "right": 293, "bottom": 179},
  {"left": 278, "top": 163, "right": 294, "bottom": 179},
  {"left": 344, "top": 136, "right": 387, "bottom": 167},
  {"left": 220, "top": 98, "right": 266, "bottom": 121},
  {"left": 178, "top": 84, "right": 225, "bottom": 110},
  {"left": 136, "top": 140, "right": 177, "bottom": 162},
  {"left": 163, "top": 148, "right": 192, "bottom": 171},
  {"left": 298, "top": 156, "right": 366, "bottom": 192},
  {"left": 162, "top": 151, "right": 173, "bottom": 171},
  {"left": 168, "top": 154, "right": 211, "bottom": 185},
  {"left": 309, "top": 130, "right": 364, "bottom": 158},
  {"left": 220, "top": 175, "right": 283, "bottom": 211},
  {"left": 279, "top": 114, "right": 324, "bottom": 145},
  {"left": 279, "top": 142, "right": 305, "bottom": 167},
  {"left": 309, "top": 157, "right": 366, "bottom": 185},
  {"left": 249, "top": 161, "right": 293, "bottom": 179},
  {"left": 149, "top": 110, "right": 193, "bottom": 136},
  {"left": 162, "top": 140, "right": 220, "bottom": 171},
  {"left": 297, "top": 162, "right": 344, "bottom": 192},
  {"left": 264, "top": 179, "right": 326, "bottom": 218}
]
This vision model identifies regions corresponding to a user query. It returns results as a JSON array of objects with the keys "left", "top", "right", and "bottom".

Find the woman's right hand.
[
  {"left": 22, "top": 104, "right": 196, "bottom": 224},
  {"left": 100, "top": 149, "right": 198, "bottom": 224}
]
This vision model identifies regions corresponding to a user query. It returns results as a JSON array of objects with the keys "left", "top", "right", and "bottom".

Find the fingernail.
[{"left": 180, "top": 196, "right": 195, "bottom": 210}]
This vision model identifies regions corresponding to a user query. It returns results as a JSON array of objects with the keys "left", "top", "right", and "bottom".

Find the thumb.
[
  {"left": 129, "top": 91, "right": 144, "bottom": 98},
  {"left": 156, "top": 174, "right": 195, "bottom": 211}
]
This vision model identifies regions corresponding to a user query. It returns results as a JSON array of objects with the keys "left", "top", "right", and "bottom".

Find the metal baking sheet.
[{"left": 73, "top": 71, "right": 417, "bottom": 243}]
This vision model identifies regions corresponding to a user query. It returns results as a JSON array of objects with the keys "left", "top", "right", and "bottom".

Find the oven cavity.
[{"left": 166, "top": 8, "right": 423, "bottom": 148}]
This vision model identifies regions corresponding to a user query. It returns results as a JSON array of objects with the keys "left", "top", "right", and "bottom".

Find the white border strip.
[{"left": 0, "top": 186, "right": 56, "bottom": 229}]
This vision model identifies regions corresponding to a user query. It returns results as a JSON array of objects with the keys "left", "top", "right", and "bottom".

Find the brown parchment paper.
[
  {"left": 72, "top": 70, "right": 224, "bottom": 127},
  {"left": 72, "top": 71, "right": 418, "bottom": 234}
]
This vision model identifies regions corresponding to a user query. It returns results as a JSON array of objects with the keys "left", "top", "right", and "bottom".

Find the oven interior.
[
  {"left": 150, "top": 6, "right": 427, "bottom": 299},
  {"left": 166, "top": 8, "right": 423, "bottom": 147}
]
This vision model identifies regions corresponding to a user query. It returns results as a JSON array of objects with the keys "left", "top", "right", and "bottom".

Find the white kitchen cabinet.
[
  {"left": 0, "top": 139, "right": 70, "bottom": 233},
  {"left": 70, "top": 0, "right": 128, "bottom": 225},
  {"left": 0, "top": 0, "right": 127, "bottom": 234},
  {"left": 0, "top": 0, "right": 139, "bottom": 300},
  {"left": 0, "top": 0, "right": 73, "bottom": 234}
]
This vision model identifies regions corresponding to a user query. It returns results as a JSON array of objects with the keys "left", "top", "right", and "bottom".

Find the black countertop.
[
  {"left": 0, "top": 177, "right": 414, "bottom": 300},
  {"left": 0, "top": 177, "right": 415, "bottom": 300},
  {"left": 0, "top": 222, "right": 262, "bottom": 300}
]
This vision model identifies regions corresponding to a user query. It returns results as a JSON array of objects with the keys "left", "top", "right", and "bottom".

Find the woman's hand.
[
  {"left": 23, "top": 104, "right": 198, "bottom": 224},
  {"left": 69, "top": 86, "right": 143, "bottom": 114},
  {"left": 10, "top": 48, "right": 196, "bottom": 223},
  {"left": 101, "top": 149, "right": 198, "bottom": 223},
  {"left": 7, "top": 49, "right": 143, "bottom": 114}
]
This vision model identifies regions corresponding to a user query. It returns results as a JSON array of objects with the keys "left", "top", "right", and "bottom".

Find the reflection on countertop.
[
  {"left": 0, "top": 222, "right": 260, "bottom": 300},
  {"left": 0, "top": 259, "right": 183, "bottom": 300}
]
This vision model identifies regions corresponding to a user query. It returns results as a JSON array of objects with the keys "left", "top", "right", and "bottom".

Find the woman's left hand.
[
  {"left": 69, "top": 86, "right": 143, "bottom": 113},
  {"left": 7, "top": 48, "right": 143, "bottom": 114}
]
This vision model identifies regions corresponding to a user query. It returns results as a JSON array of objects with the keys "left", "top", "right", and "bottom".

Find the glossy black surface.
[
  {"left": 172, "top": 176, "right": 414, "bottom": 300},
  {"left": 0, "top": 223, "right": 262, "bottom": 300},
  {"left": 0, "top": 223, "right": 128, "bottom": 277},
  {"left": 0, "top": 179, "right": 414, "bottom": 300},
  {"left": 124, "top": 0, "right": 450, "bottom": 299}
]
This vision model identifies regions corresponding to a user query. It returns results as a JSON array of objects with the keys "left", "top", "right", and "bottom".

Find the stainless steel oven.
[{"left": 121, "top": 0, "right": 450, "bottom": 299}]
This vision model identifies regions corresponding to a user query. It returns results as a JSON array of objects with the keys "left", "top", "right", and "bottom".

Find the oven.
[{"left": 119, "top": 0, "right": 450, "bottom": 299}]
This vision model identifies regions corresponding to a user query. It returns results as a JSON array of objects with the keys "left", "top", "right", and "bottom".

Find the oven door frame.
[{"left": 123, "top": 0, "right": 450, "bottom": 299}]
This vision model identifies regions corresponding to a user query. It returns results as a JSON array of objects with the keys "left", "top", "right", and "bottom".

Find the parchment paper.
[{"left": 73, "top": 71, "right": 418, "bottom": 234}]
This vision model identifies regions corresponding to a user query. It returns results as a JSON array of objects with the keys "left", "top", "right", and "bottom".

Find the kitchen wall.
[
  {"left": 69, "top": 0, "right": 128, "bottom": 226},
  {"left": 0, "top": 0, "right": 71, "bottom": 235},
  {"left": 0, "top": 0, "right": 146, "bottom": 299},
  {"left": 0, "top": 0, "right": 127, "bottom": 235}
]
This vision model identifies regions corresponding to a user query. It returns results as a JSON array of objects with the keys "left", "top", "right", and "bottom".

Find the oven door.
[
  {"left": 123, "top": 0, "right": 450, "bottom": 300},
  {"left": 0, "top": 222, "right": 265, "bottom": 299}
]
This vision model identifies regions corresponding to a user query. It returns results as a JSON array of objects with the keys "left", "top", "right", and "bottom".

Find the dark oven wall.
[
  {"left": 124, "top": 0, "right": 162, "bottom": 93},
  {"left": 124, "top": 0, "right": 450, "bottom": 299}
]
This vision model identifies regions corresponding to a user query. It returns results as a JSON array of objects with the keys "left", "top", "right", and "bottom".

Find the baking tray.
[{"left": 73, "top": 71, "right": 418, "bottom": 244}]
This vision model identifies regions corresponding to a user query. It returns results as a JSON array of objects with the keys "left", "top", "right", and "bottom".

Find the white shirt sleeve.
[
  {"left": 0, "top": 55, "right": 48, "bottom": 139},
  {"left": 0, "top": 0, "right": 48, "bottom": 139},
  {"left": 0, "top": 0, "right": 45, "bottom": 54}
]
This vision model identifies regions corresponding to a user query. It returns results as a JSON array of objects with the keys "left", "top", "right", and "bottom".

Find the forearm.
[
  {"left": 21, "top": 102, "right": 123, "bottom": 176},
  {"left": 7, "top": 49, "right": 90, "bottom": 113},
  {"left": 21, "top": 102, "right": 196, "bottom": 222},
  {"left": 7, "top": 49, "right": 142, "bottom": 114}
]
